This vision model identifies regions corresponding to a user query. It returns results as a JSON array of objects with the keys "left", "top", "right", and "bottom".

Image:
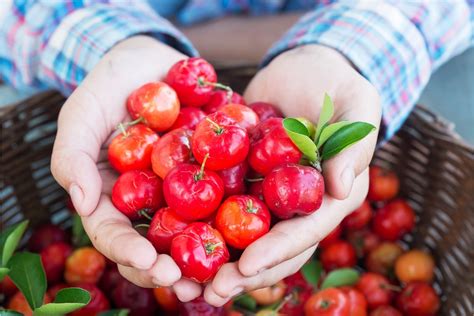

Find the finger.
[
  {"left": 173, "top": 279, "right": 203, "bottom": 302},
  {"left": 204, "top": 246, "right": 315, "bottom": 306},
  {"left": 238, "top": 169, "right": 369, "bottom": 277},
  {"left": 117, "top": 254, "right": 181, "bottom": 288},
  {"left": 81, "top": 195, "right": 157, "bottom": 270},
  {"left": 323, "top": 84, "right": 381, "bottom": 199}
]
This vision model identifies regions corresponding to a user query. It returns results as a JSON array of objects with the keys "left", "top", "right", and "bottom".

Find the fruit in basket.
[
  {"left": 98, "top": 265, "right": 126, "bottom": 294},
  {"left": 365, "top": 242, "right": 403, "bottom": 276},
  {"left": 342, "top": 200, "right": 373, "bottom": 231},
  {"left": 163, "top": 162, "right": 224, "bottom": 220},
  {"left": 346, "top": 229, "right": 381, "bottom": 258},
  {"left": 367, "top": 166, "right": 399, "bottom": 202},
  {"left": 165, "top": 57, "right": 218, "bottom": 107},
  {"left": 192, "top": 111, "right": 250, "bottom": 170},
  {"left": 356, "top": 273, "right": 394, "bottom": 309},
  {"left": 8, "top": 291, "right": 51, "bottom": 316},
  {"left": 219, "top": 103, "right": 260, "bottom": 131},
  {"left": 108, "top": 123, "right": 159, "bottom": 173},
  {"left": 151, "top": 127, "right": 193, "bottom": 179},
  {"left": 65, "top": 247, "right": 106, "bottom": 285},
  {"left": 179, "top": 296, "right": 226, "bottom": 316},
  {"left": 146, "top": 207, "right": 190, "bottom": 253},
  {"left": 71, "top": 283, "right": 110, "bottom": 316},
  {"left": 215, "top": 195, "right": 271, "bottom": 249},
  {"left": 218, "top": 161, "right": 249, "bottom": 197},
  {"left": 372, "top": 199, "right": 415, "bottom": 241},
  {"left": 263, "top": 164, "right": 324, "bottom": 219},
  {"left": 248, "top": 281, "right": 287, "bottom": 306},
  {"left": 281, "top": 271, "right": 313, "bottom": 316},
  {"left": 321, "top": 241, "right": 357, "bottom": 271},
  {"left": 153, "top": 287, "right": 179, "bottom": 312},
  {"left": 319, "top": 224, "right": 343, "bottom": 249},
  {"left": 113, "top": 279, "right": 157, "bottom": 316},
  {"left": 170, "top": 107, "right": 207, "bottom": 130},
  {"left": 340, "top": 287, "right": 367, "bottom": 316},
  {"left": 248, "top": 102, "right": 283, "bottom": 121},
  {"left": 394, "top": 250, "right": 434, "bottom": 283},
  {"left": 127, "top": 81, "right": 180, "bottom": 131},
  {"left": 111, "top": 169, "right": 163, "bottom": 220},
  {"left": 203, "top": 90, "right": 246, "bottom": 113},
  {"left": 28, "top": 223, "right": 68, "bottom": 252},
  {"left": 171, "top": 222, "right": 229, "bottom": 283},
  {"left": 249, "top": 118, "right": 302, "bottom": 175},
  {"left": 304, "top": 288, "right": 350, "bottom": 316},
  {"left": 369, "top": 305, "right": 402, "bottom": 316},
  {"left": 0, "top": 275, "right": 17, "bottom": 297},
  {"left": 40, "top": 241, "right": 72, "bottom": 283},
  {"left": 396, "top": 282, "right": 440, "bottom": 316}
]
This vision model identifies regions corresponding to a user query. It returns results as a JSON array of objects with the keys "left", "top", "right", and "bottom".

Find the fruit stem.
[
  {"left": 205, "top": 241, "right": 222, "bottom": 255},
  {"left": 320, "top": 299, "right": 330, "bottom": 310},
  {"left": 245, "top": 177, "right": 264, "bottom": 183},
  {"left": 310, "top": 160, "right": 322, "bottom": 173},
  {"left": 117, "top": 123, "right": 128, "bottom": 137},
  {"left": 205, "top": 117, "right": 224, "bottom": 135},
  {"left": 197, "top": 77, "right": 233, "bottom": 99},
  {"left": 381, "top": 284, "right": 402, "bottom": 292},
  {"left": 126, "top": 117, "right": 143, "bottom": 126},
  {"left": 274, "top": 294, "right": 293, "bottom": 313},
  {"left": 138, "top": 210, "right": 153, "bottom": 221},
  {"left": 246, "top": 200, "right": 258, "bottom": 214},
  {"left": 194, "top": 153, "right": 210, "bottom": 181},
  {"left": 134, "top": 223, "right": 150, "bottom": 229}
]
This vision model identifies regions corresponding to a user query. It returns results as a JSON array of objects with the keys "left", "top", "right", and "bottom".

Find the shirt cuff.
[{"left": 40, "top": 3, "right": 197, "bottom": 95}]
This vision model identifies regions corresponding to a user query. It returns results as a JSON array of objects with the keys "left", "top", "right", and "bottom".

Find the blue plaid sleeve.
[
  {"left": 264, "top": 1, "right": 473, "bottom": 140},
  {"left": 0, "top": 0, "right": 197, "bottom": 95}
]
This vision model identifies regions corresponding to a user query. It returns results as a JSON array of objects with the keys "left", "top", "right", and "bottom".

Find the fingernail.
[
  {"left": 340, "top": 167, "right": 354, "bottom": 196},
  {"left": 69, "top": 184, "right": 84, "bottom": 212}
]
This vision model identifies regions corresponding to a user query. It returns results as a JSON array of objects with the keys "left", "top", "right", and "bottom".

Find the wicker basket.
[{"left": 1, "top": 67, "right": 473, "bottom": 315}]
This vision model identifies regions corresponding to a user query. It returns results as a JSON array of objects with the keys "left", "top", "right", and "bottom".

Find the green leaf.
[
  {"left": 98, "top": 310, "right": 130, "bottom": 316},
  {"left": 283, "top": 118, "right": 318, "bottom": 162},
  {"left": 316, "top": 121, "right": 351, "bottom": 148},
  {"left": 233, "top": 294, "right": 257, "bottom": 311},
  {"left": 0, "top": 220, "right": 29, "bottom": 266},
  {"left": 0, "top": 310, "right": 24, "bottom": 316},
  {"left": 72, "top": 214, "right": 91, "bottom": 247},
  {"left": 321, "top": 268, "right": 360, "bottom": 289},
  {"left": 295, "top": 117, "right": 316, "bottom": 139},
  {"left": 314, "top": 93, "right": 335, "bottom": 143},
  {"left": 0, "top": 267, "right": 10, "bottom": 281},
  {"left": 7, "top": 252, "right": 46, "bottom": 310},
  {"left": 33, "top": 288, "right": 91, "bottom": 316},
  {"left": 301, "top": 260, "right": 323, "bottom": 287},
  {"left": 321, "top": 122, "right": 376, "bottom": 161}
]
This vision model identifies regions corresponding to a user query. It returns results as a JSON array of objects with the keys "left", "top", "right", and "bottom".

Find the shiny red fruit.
[
  {"left": 8, "top": 291, "right": 51, "bottom": 316},
  {"left": 98, "top": 265, "right": 126, "bottom": 295},
  {"left": 153, "top": 287, "right": 179, "bottom": 312},
  {"left": 165, "top": 57, "right": 217, "bottom": 107},
  {"left": 365, "top": 242, "right": 403, "bottom": 276},
  {"left": 356, "top": 273, "right": 394, "bottom": 310},
  {"left": 127, "top": 81, "right": 180, "bottom": 132},
  {"left": 215, "top": 195, "right": 271, "bottom": 249},
  {"left": 372, "top": 199, "right": 415, "bottom": 241},
  {"left": 218, "top": 103, "right": 259, "bottom": 131},
  {"left": 321, "top": 241, "right": 357, "bottom": 271},
  {"left": 203, "top": 90, "right": 246, "bottom": 114},
  {"left": 248, "top": 180, "right": 264, "bottom": 201},
  {"left": 319, "top": 225, "right": 343, "bottom": 249},
  {"left": 247, "top": 102, "right": 283, "bottom": 122},
  {"left": 192, "top": 112, "right": 249, "bottom": 171},
  {"left": 170, "top": 107, "right": 206, "bottom": 130},
  {"left": 111, "top": 170, "right": 163, "bottom": 220},
  {"left": 346, "top": 229, "right": 381, "bottom": 258},
  {"left": 28, "top": 224, "right": 68, "bottom": 252},
  {"left": 72, "top": 284, "right": 110, "bottom": 316},
  {"left": 147, "top": 207, "right": 189, "bottom": 254},
  {"left": 65, "top": 247, "right": 106, "bottom": 285},
  {"left": 340, "top": 287, "right": 367, "bottom": 316},
  {"left": 40, "top": 242, "right": 72, "bottom": 284},
  {"left": 108, "top": 124, "right": 159, "bottom": 173},
  {"left": 163, "top": 163, "right": 224, "bottom": 220},
  {"left": 263, "top": 164, "right": 324, "bottom": 219},
  {"left": 369, "top": 306, "right": 402, "bottom": 316},
  {"left": 342, "top": 200, "right": 373, "bottom": 231},
  {"left": 171, "top": 222, "right": 229, "bottom": 283},
  {"left": 304, "top": 288, "right": 350, "bottom": 316},
  {"left": 368, "top": 166, "right": 399, "bottom": 202},
  {"left": 113, "top": 279, "right": 157, "bottom": 316},
  {"left": 249, "top": 118, "right": 301, "bottom": 175},
  {"left": 0, "top": 275, "right": 17, "bottom": 297},
  {"left": 151, "top": 127, "right": 193, "bottom": 179},
  {"left": 396, "top": 282, "right": 440, "bottom": 316},
  {"left": 281, "top": 271, "right": 313, "bottom": 316},
  {"left": 179, "top": 296, "right": 225, "bottom": 316},
  {"left": 217, "top": 161, "right": 248, "bottom": 197}
]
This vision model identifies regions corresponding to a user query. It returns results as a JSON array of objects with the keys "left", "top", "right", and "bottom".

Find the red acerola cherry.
[
  {"left": 396, "top": 282, "right": 440, "bottom": 316},
  {"left": 111, "top": 170, "right": 163, "bottom": 220},
  {"left": 153, "top": 287, "right": 179, "bottom": 312},
  {"left": 126, "top": 82, "right": 180, "bottom": 132},
  {"left": 113, "top": 279, "right": 158, "bottom": 316},
  {"left": 281, "top": 271, "right": 313, "bottom": 316},
  {"left": 165, "top": 57, "right": 217, "bottom": 107},
  {"left": 203, "top": 90, "right": 246, "bottom": 114},
  {"left": 346, "top": 229, "right": 382, "bottom": 258},
  {"left": 249, "top": 118, "right": 302, "bottom": 175},
  {"left": 98, "top": 265, "right": 126, "bottom": 294},
  {"left": 179, "top": 296, "right": 226, "bottom": 316},
  {"left": 1, "top": 276, "right": 17, "bottom": 297},
  {"left": 248, "top": 180, "right": 264, "bottom": 201},
  {"left": 319, "top": 224, "right": 343, "bottom": 249},
  {"left": 340, "top": 287, "right": 368, "bottom": 316},
  {"left": 163, "top": 163, "right": 224, "bottom": 220},
  {"left": 151, "top": 128, "right": 193, "bottom": 179},
  {"left": 170, "top": 107, "right": 206, "bottom": 130},
  {"left": 28, "top": 224, "right": 68, "bottom": 252},
  {"left": 368, "top": 166, "right": 400, "bottom": 202},
  {"left": 320, "top": 241, "right": 357, "bottom": 271},
  {"left": 247, "top": 102, "right": 283, "bottom": 122},
  {"left": 171, "top": 223, "right": 229, "bottom": 283},
  {"left": 372, "top": 199, "right": 415, "bottom": 241},
  {"left": 146, "top": 207, "right": 189, "bottom": 254},
  {"left": 192, "top": 112, "right": 249, "bottom": 171},
  {"left": 218, "top": 103, "right": 259, "bottom": 131},
  {"left": 217, "top": 161, "right": 248, "bottom": 197},
  {"left": 71, "top": 284, "right": 110, "bottom": 316},
  {"left": 262, "top": 164, "right": 324, "bottom": 219},
  {"left": 370, "top": 306, "right": 402, "bottom": 316},
  {"left": 356, "top": 272, "right": 394, "bottom": 310},
  {"left": 304, "top": 288, "right": 350, "bottom": 316},
  {"left": 342, "top": 200, "right": 373, "bottom": 231},
  {"left": 108, "top": 124, "right": 159, "bottom": 173},
  {"left": 215, "top": 195, "right": 271, "bottom": 249},
  {"left": 40, "top": 242, "right": 73, "bottom": 284}
]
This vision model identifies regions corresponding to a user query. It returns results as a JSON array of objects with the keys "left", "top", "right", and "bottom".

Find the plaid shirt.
[{"left": 0, "top": 1, "right": 472, "bottom": 140}]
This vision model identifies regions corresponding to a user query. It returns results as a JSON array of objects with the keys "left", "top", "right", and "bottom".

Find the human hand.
[
  {"left": 203, "top": 44, "right": 381, "bottom": 306},
  {"left": 51, "top": 36, "right": 202, "bottom": 301}
]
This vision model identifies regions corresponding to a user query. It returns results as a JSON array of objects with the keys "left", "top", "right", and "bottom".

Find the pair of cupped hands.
[{"left": 51, "top": 36, "right": 381, "bottom": 306}]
